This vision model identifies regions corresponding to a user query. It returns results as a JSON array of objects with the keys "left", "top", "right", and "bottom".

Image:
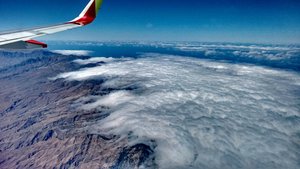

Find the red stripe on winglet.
[
  {"left": 70, "top": 1, "right": 96, "bottom": 25},
  {"left": 26, "top": 40, "right": 48, "bottom": 48}
]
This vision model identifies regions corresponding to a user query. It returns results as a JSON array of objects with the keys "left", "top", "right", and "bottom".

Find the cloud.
[
  {"left": 172, "top": 43, "right": 300, "bottom": 71},
  {"left": 73, "top": 57, "right": 115, "bottom": 65},
  {"left": 52, "top": 50, "right": 92, "bottom": 56},
  {"left": 204, "top": 50, "right": 218, "bottom": 56},
  {"left": 81, "top": 91, "right": 135, "bottom": 110},
  {"left": 55, "top": 53, "right": 300, "bottom": 169}
]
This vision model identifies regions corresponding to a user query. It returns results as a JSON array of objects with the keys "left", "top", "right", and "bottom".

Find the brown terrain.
[{"left": 0, "top": 51, "right": 155, "bottom": 169}]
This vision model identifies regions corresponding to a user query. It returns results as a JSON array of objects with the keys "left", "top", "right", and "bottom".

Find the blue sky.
[{"left": 0, "top": 0, "right": 300, "bottom": 44}]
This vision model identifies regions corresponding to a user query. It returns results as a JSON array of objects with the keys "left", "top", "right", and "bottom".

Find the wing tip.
[{"left": 70, "top": 0, "right": 103, "bottom": 26}]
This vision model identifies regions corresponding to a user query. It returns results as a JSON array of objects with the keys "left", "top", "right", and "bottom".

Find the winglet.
[{"left": 70, "top": 0, "right": 103, "bottom": 25}]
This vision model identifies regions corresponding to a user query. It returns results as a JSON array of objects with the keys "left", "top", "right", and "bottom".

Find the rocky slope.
[{"left": 0, "top": 51, "right": 155, "bottom": 169}]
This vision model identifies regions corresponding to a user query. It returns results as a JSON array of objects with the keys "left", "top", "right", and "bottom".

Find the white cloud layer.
[{"left": 55, "top": 54, "right": 300, "bottom": 169}]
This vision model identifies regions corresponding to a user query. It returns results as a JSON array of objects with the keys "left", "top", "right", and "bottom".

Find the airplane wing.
[{"left": 0, "top": 0, "right": 103, "bottom": 49}]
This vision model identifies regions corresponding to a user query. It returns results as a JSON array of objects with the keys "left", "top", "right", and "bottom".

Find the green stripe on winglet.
[{"left": 95, "top": 0, "right": 103, "bottom": 15}]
